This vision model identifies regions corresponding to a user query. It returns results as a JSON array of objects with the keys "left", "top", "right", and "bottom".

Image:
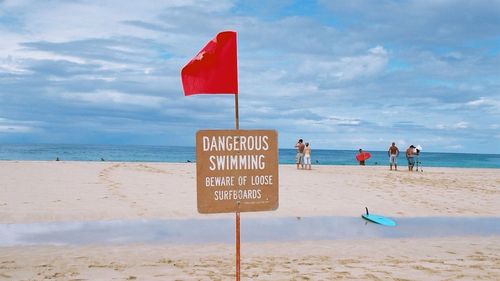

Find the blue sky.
[{"left": 0, "top": 0, "right": 499, "bottom": 153}]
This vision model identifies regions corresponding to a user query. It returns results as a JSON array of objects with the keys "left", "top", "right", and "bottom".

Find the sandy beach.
[{"left": 1, "top": 161, "right": 499, "bottom": 280}]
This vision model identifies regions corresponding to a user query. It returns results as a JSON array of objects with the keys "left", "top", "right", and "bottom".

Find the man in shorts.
[
  {"left": 295, "top": 139, "right": 305, "bottom": 169},
  {"left": 406, "top": 145, "right": 416, "bottom": 171},
  {"left": 388, "top": 142, "right": 399, "bottom": 171}
]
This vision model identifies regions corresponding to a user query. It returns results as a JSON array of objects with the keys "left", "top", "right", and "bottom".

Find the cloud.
[
  {"left": 326, "top": 116, "right": 362, "bottom": 126},
  {"left": 466, "top": 97, "right": 500, "bottom": 112},
  {"left": 467, "top": 97, "right": 489, "bottom": 107},
  {"left": 453, "top": 122, "right": 469, "bottom": 129},
  {"left": 436, "top": 122, "right": 469, "bottom": 130},
  {"left": 298, "top": 45, "right": 388, "bottom": 82},
  {"left": 320, "top": 0, "right": 500, "bottom": 45},
  {"left": 445, "top": 144, "right": 464, "bottom": 150},
  {"left": 0, "top": 56, "right": 28, "bottom": 74},
  {"left": 58, "top": 91, "right": 169, "bottom": 109},
  {"left": 0, "top": 125, "right": 33, "bottom": 133},
  {"left": 0, "top": 117, "right": 37, "bottom": 133},
  {"left": 0, "top": 1, "right": 499, "bottom": 153}
]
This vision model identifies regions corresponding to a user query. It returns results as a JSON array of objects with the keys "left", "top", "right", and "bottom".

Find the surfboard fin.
[{"left": 365, "top": 207, "right": 369, "bottom": 215}]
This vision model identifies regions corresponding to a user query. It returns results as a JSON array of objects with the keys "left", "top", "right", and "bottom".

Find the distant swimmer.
[{"left": 56, "top": 157, "right": 60, "bottom": 161}]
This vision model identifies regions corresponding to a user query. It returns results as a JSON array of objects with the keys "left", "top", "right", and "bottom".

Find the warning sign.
[{"left": 196, "top": 130, "right": 279, "bottom": 213}]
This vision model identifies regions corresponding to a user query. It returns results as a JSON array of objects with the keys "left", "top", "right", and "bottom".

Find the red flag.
[{"left": 181, "top": 31, "right": 238, "bottom": 96}]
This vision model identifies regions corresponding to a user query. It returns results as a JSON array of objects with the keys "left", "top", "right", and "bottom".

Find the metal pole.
[
  {"left": 234, "top": 93, "right": 240, "bottom": 281},
  {"left": 236, "top": 206, "right": 241, "bottom": 281},
  {"left": 235, "top": 93, "right": 239, "bottom": 130}
]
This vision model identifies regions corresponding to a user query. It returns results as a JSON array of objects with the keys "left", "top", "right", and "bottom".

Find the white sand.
[{"left": 1, "top": 161, "right": 499, "bottom": 280}]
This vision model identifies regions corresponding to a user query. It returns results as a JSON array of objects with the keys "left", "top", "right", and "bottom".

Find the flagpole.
[
  {"left": 234, "top": 93, "right": 240, "bottom": 281},
  {"left": 234, "top": 93, "right": 239, "bottom": 130},
  {"left": 236, "top": 202, "right": 240, "bottom": 281}
]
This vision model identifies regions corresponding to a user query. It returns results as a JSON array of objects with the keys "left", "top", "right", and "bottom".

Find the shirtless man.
[
  {"left": 295, "top": 139, "right": 305, "bottom": 169},
  {"left": 406, "top": 145, "right": 415, "bottom": 171},
  {"left": 388, "top": 142, "right": 399, "bottom": 171}
]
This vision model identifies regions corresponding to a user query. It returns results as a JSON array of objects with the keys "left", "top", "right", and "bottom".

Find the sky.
[{"left": 0, "top": 0, "right": 499, "bottom": 154}]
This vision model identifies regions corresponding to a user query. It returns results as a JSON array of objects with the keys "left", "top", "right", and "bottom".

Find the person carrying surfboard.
[
  {"left": 356, "top": 148, "right": 370, "bottom": 165},
  {"left": 388, "top": 142, "right": 399, "bottom": 171}
]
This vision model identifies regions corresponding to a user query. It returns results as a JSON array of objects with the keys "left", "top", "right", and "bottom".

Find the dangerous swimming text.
[{"left": 203, "top": 135, "right": 270, "bottom": 171}]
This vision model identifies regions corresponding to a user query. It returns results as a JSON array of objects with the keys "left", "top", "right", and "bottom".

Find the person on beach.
[
  {"left": 357, "top": 149, "right": 366, "bottom": 166},
  {"left": 414, "top": 145, "right": 422, "bottom": 172},
  {"left": 303, "top": 142, "right": 312, "bottom": 170},
  {"left": 295, "top": 139, "right": 305, "bottom": 169},
  {"left": 406, "top": 145, "right": 415, "bottom": 171},
  {"left": 388, "top": 142, "right": 399, "bottom": 170}
]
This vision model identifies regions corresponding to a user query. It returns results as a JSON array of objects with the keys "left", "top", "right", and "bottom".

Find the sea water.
[{"left": 0, "top": 144, "right": 499, "bottom": 168}]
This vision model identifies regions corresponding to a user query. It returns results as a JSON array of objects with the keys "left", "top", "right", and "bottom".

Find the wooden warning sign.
[{"left": 196, "top": 129, "right": 279, "bottom": 213}]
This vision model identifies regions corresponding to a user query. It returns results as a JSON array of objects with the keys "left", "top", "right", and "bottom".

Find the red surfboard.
[{"left": 356, "top": 152, "right": 371, "bottom": 161}]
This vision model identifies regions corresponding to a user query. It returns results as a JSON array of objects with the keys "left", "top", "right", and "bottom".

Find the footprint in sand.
[{"left": 98, "top": 164, "right": 149, "bottom": 216}]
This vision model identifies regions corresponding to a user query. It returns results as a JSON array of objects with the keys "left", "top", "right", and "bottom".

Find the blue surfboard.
[{"left": 362, "top": 207, "right": 396, "bottom": 226}]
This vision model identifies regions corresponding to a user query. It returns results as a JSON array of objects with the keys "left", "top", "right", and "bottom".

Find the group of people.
[
  {"left": 295, "top": 139, "right": 312, "bottom": 170},
  {"left": 356, "top": 142, "right": 421, "bottom": 171},
  {"left": 387, "top": 142, "right": 421, "bottom": 171},
  {"left": 295, "top": 139, "right": 420, "bottom": 172}
]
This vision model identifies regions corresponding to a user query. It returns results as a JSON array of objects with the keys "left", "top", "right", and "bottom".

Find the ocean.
[{"left": 0, "top": 144, "right": 499, "bottom": 168}]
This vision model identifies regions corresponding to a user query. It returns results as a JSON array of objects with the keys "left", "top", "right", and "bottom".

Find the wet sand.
[{"left": 0, "top": 161, "right": 499, "bottom": 280}]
